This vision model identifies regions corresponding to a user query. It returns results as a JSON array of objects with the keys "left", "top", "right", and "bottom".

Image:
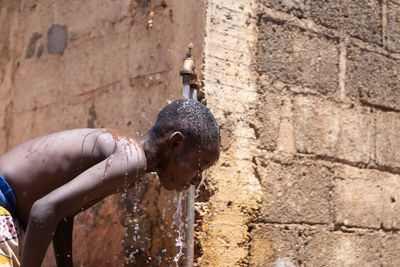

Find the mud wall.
[
  {"left": 2, "top": 0, "right": 400, "bottom": 266},
  {"left": 0, "top": 0, "right": 205, "bottom": 266},
  {"left": 199, "top": 0, "right": 400, "bottom": 266}
]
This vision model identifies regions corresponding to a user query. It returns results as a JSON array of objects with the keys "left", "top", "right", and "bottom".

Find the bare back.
[{"left": 0, "top": 128, "right": 144, "bottom": 226}]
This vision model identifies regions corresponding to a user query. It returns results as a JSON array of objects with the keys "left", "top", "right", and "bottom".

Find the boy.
[{"left": 0, "top": 99, "right": 220, "bottom": 267}]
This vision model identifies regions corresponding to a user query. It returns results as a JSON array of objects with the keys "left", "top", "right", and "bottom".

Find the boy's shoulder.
[{"left": 0, "top": 128, "right": 142, "bottom": 167}]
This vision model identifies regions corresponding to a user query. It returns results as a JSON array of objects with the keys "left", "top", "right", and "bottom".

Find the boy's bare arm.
[{"left": 20, "top": 142, "right": 145, "bottom": 267}]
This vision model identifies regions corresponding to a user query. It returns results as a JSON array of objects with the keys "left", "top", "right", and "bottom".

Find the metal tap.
[{"left": 180, "top": 43, "right": 197, "bottom": 100}]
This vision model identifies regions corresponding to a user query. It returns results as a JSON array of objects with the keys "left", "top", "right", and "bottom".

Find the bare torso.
[{"left": 0, "top": 128, "right": 145, "bottom": 227}]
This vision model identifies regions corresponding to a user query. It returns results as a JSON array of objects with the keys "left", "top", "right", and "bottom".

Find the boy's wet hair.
[{"left": 150, "top": 99, "right": 220, "bottom": 153}]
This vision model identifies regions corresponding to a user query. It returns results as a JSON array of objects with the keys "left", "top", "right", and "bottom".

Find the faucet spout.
[{"left": 180, "top": 43, "right": 197, "bottom": 99}]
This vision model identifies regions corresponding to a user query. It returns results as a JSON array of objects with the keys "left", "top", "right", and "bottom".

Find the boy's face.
[{"left": 157, "top": 145, "right": 219, "bottom": 192}]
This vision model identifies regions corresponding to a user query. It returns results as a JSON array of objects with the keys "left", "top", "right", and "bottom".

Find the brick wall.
[
  {"left": 200, "top": 0, "right": 400, "bottom": 266},
  {"left": 253, "top": 0, "right": 400, "bottom": 265}
]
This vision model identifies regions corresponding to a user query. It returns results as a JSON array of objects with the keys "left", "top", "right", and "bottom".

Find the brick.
[
  {"left": 376, "top": 111, "right": 400, "bottom": 169},
  {"left": 254, "top": 91, "right": 281, "bottom": 151},
  {"left": 261, "top": 0, "right": 305, "bottom": 18},
  {"left": 249, "top": 224, "right": 299, "bottom": 266},
  {"left": 382, "top": 233, "right": 400, "bottom": 265},
  {"left": 249, "top": 224, "right": 384, "bottom": 267},
  {"left": 258, "top": 21, "right": 339, "bottom": 95},
  {"left": 257, "top": 159, "right": 332, "bottom": 224},
  {"left": 300, "top": 231, "right": 383, "bottom": 266},
  {"left": 387, "top": 1, "right": 400, "bottom": 52},
  {"left": 334, "top": 165, "right": 400, "bottom": 229},
  {"left": 346, "top": 46, "right": 400, "bottom": 110},
  {"left": 293, "top": 95, "right": 373, "bottom": 164},
  {"left": 307, "top": 0, "right": 382, "bottom": 44}
]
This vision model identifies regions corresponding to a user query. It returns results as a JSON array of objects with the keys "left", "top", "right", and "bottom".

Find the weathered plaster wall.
[
  {"left": 198, "top": 0, "right": 261, "bottom": 265},
  {"left": 200, "top": 0, "right": 400, "bottom": 266},
  {"left": 0, "top": 0, "right": 205, "bottom": 266},
  {"left": 2, "top": 0, "right": 400, "bottom": 266}
]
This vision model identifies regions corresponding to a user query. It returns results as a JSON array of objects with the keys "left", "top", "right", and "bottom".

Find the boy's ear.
[{"left": 168, "top": 131, "right": 184, "bottom": 150}]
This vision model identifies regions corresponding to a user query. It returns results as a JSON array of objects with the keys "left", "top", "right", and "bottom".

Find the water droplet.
[{"left": 171, "top": 192, "right": 186, "bottom": 266}]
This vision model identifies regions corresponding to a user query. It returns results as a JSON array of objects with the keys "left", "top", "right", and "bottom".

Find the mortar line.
[
  {"left": 254, "top": 221, "right": 400, "bottom": 233},
  {"left": 286, "top": 85, "right": 400, "bottom": 114},
  {"left": 333, "top": 224, "right": 400, "bottom": 233},
  {"left": 338, "top": 39, "right": 347, "bottom": 101},
  {"left": 359, "top": 100, "right": 400, "bottom": 113},
  {"left": 255, "top": 220, "right": 328, "bottom": 227},
  {"left": 382, "top": 0, "right": 388, "bottom": 48},
  {"left": 294, "top": 152, "right": 400, "bottom": 176},
  {"left": 260, "top": 152, "right": 400, "bottom": 177}
]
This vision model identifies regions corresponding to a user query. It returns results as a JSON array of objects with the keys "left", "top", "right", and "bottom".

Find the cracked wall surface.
[
  {"left": 0, "top": 0, "right": 205, "bottom": 266},
  {"left": 200, "top": 0, "right": 400, "bottom": 266}
]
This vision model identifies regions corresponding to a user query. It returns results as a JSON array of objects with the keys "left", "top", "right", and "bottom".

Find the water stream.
[{"left": 171, "top": 191, "right": 186, "bottom": 267}]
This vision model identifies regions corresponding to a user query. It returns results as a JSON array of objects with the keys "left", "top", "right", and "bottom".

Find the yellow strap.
[
  {"left": 0, "top": 207, "right": 10, "bottom": 216},
  {"left": 0, "top": 254, "right": 11, "bottom": 265}
]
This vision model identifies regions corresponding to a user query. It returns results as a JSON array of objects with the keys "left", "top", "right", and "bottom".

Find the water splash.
[{"left": 171, "top": 191, "right": 186, "bottom": 267}]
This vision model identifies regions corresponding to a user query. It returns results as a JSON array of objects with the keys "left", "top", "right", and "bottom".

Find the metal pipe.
[
  {"left": 184, "top": 185, "right": 195, "bottom": 267},
  {"left": 180, "top": 43, "right": 197, "bottom": 267}
]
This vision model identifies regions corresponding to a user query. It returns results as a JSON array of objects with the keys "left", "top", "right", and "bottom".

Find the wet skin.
[
  {"left": 0, "top": 128, "right": 218, "bottom": 267},
  {"left": 155, "top": 132, "right": 218, "bottom": 191}
]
